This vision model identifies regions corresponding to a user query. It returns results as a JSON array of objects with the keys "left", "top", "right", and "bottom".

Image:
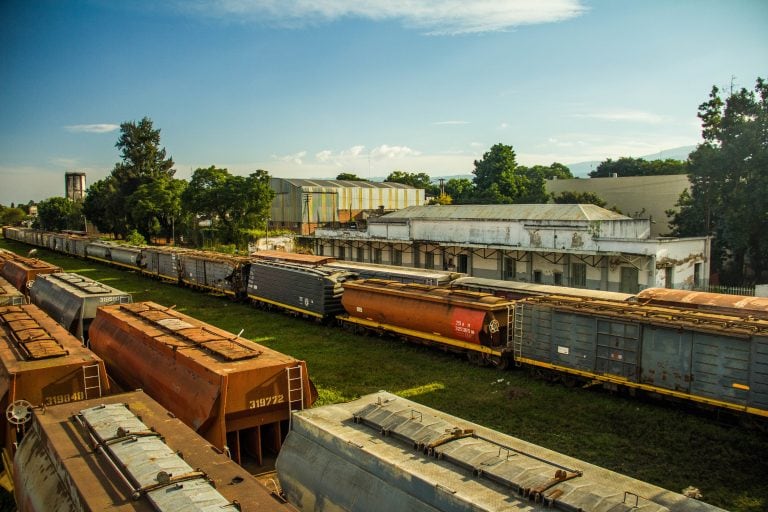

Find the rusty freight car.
[
  {"left": 0, "top": 277, "right": 24, "bottom": 307},
  {"left": 1, "top": 255, "right": 61, "bottom": 295},
  {"left": 88, "top": 301, "right": 317, "bottom": 465},
  {"left": 13, "top": 390, "right": 299, "bottom": 512},
  {"left": 0, "top": 304, "right": 110, "bottom": 490},
  {"left": 340, "top": 279, "right": 513, "bottom": 367}
]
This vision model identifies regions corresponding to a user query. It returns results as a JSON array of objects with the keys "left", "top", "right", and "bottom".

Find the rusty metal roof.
[
  {"left": 375, "top": 204, "right": 630, "bottom": 222},
  {"left": 0, "top": 306, "right": 68, "bottom": 359}
]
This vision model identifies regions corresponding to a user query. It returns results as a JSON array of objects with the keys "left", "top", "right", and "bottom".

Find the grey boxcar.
[{"left": 177, "top": 250, "right": 250, "bottom": 296}]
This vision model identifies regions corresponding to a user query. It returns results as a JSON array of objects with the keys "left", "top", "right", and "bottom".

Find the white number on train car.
[{"left": 248, "top": 394, "right": 285, "bottom": 409}]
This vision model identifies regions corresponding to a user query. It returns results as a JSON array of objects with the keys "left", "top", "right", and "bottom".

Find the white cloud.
[
  {"left": 180, "top": 0, "right": 586, "bottom": 35},
  {"left": 433, "top": 120, "right": 469, "bottom": 125},
  {"left": 573, "top": 110, "right": 667, "bottom": 124},
  {"left": 499, "top": 122, "right": 509, "bottom": 129},
  {"left": 64, "top": 124, "right": 119, "bottom": 133},
  {"left": 371, "top": 144, "right": 420, "bottom": 160},
  {"left": 271, "top": 150, "right": 307, "bottom": 165}
]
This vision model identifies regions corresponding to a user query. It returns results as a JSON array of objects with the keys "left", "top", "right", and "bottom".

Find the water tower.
[{"left": 65, "top": 172, "right": 86, "bottom": 201}]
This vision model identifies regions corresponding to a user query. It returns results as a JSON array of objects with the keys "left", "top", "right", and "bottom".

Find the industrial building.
[
  {"left": 269, "top": 178, "right": 425, "bottom": 235},
  {"left": 546, "top": 174, "right": 691, "bottom": 237},
  {"left": 65, "top": 171, "right": 86, "bottom": 202},
  {"left": 312, "top": 203, "right": 710, "bottom": 293}
]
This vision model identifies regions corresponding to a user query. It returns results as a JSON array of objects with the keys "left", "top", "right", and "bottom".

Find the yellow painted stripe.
[
  {"left": 247, "top": 294, "right": 323, "bottom": 318},
  {"left": 732, "top": 383, "right": 750, "bottom": 391},
  {"left": 339, "top": 315, "right": 503, "bottom": 356},
  {"left": 516, "top": 357, "right": 767, "bottom": 418}
]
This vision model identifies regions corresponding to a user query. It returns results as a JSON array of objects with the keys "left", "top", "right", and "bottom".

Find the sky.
[{"left": 1, "top": 0, "right": 766, "bottom": 206}]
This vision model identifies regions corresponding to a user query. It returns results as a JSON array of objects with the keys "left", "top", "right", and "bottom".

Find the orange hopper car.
[
  {"left": 88, "top": 301, "right": 317, "bottom": 465},
  {"left": 0, "top": 303, "right": 110, "bottom": 491}
]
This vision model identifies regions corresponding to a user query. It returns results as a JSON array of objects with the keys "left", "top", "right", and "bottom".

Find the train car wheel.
[
  {"left": 467, "top": 351, "right": 488, "bottom": 366},
  {"left": 489, "top": 356, "right": 509, "bottom": 371}
]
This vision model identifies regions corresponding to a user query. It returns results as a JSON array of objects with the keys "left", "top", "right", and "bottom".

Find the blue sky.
[{"left": 1, "top": 0, "right": 766, "bottom": 205}]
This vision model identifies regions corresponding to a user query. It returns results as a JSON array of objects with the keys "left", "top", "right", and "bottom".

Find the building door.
[
  {"left": 457, "top": 254, "right": 469, "bottom": 273},
  {"left": 619, "top": 266, "right": 639, "bottom": 294}
]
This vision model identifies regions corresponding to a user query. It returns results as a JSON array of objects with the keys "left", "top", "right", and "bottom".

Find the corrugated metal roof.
[
  {"left": 275, "top": 178, "right": 416, "bottom": 190},
  {"left": 376, "top": 204, "right": 630, "bottom": 222}
]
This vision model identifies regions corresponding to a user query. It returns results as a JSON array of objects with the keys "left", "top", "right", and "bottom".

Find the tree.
[
  {"left": 83, "top": 177, "right": 121, "bottom": 236},
  {"left": 444, "top": 178, "right": 475, "bottom": 204},
  {"left": 385, "top": 171, "right": 439, "bottom": 195},
  {"left": 669, "top": 77, "right": 768, "bottom": 284},
  {"left": 336, "top": 173, "right": 368, "bottom": 181},
  {"left": 472, "top": 144, "right": 550, "bottom": 203},
  {"left": 128, "top": 176, "right": 187, "bottom": 243},
  {"left": 553, "top": 191, "right": 607, "bottom": 207},
  {"left": 94, "top": 117, "right": 176, "bottom": 238},
  {"left": 0, "top": 206, "right": 26, "bottom": 226},
  {"left": 36, "top": 197, "right": 83, "bottom": 231},
  {"left": 182, "top": 167, "right": 275, "bottom": 247},
  {"left": 590, "top": 157, "right": 685, "bottom": 178}
]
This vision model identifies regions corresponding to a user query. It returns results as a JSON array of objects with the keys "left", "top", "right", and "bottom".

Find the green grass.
[{"left": 3, "top": 239, "right": 766, "bottom": 511}]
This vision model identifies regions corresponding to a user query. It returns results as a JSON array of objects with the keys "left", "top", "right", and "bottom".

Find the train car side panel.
[
  {"left": 690, "top": 332, "right": 751, "bottom": 406},
  {"left": 640, "top": 326, "right": 693, "bottom": 392},
  {"left": 750, "top": 337, "right": 768, "bottom": 411}
]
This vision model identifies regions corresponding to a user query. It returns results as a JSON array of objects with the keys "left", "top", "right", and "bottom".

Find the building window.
[
  {"left": 571, "top": 263, "right": 586, "bottom": 287},
  {"left": 338, "top": 246, "right": 345, "bottom": 260},
  {"left": 504, "top": 257, "right": 516, "bottom": 280},
  {"left": 393, "top": 249, "right": 403, "bottom": 266},
  {"left": 553, "top": 272, "right": 563, "bottom": 286},
  {"left": 357, "top": 247, "right": 364, "bottom": 262},
  {"left": 665, "top": 266, "right": 674, "bottom": 289},
  {"left": 533, "top": 270, "right": 542, "bottom": 283},
  {"left": 373, "top": 248, "right": 382, "bottom": 264}
]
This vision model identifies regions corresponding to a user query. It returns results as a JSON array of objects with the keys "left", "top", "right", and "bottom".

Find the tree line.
[{"left": 3, "top": 77, "right": 764, "bottom": 284}]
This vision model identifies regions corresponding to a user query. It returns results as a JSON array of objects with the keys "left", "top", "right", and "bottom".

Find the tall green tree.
[
  {"left": 0, "top": 206, "right": 26, "bottom": 225},
  {"left": 128, "top": 176, "right": 187, "bottom": 243},
  {"left": 669, "top": 77, "right": 768, "bottom": 284},
  {"left": 36, "top": 197, "right": 83, "bottom": 231},
  {"left": 105, "top": 117, "right": 175, "bottom": 238},
  {"left": 182, "top": 167, "right": 274, "bottom": 246},
  {"left": 83, "top": 176, "right": 122, "bottom": 236},
  {"left": 472, "top": 144, "right": 551, "bottom": 203},
  {"left": 444, "top": 178, "right": 475, "bottom": 204}
]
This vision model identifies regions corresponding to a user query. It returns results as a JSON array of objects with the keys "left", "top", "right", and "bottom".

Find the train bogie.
[
  {"left": 13, "top": 390, "right": 299, "bottom": 511},
  {"left": 88, "top": 301, "right": 317, "bottom": 464}
]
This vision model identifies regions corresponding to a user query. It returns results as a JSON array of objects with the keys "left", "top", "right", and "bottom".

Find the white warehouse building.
[{"left": 312, "top": 204, "right": 711, "bottom": 293}]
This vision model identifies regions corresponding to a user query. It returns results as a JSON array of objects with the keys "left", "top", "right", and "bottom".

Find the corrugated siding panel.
[
  {"left": 751, "top": 337, "right": 768, "bottom": 410},
  {"left": 690, "top": 332, "right": 750, "bottom": 405},
  {"left": 640, "top": 326, "right": 692, "bottom": 392}
]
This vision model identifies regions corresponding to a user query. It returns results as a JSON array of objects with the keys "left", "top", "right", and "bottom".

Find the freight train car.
[
  {"left": 14, "top": 390, "right": 298, "bottom": 512},
  {"left": 513, "top": 295, "right": 768, "bottom": 417},
  {"left": 0, "top": 277, "right": 24, "bottom": 307},
  {"left": 140, "top": 245, "right": 188, "bottom": 282},
  {"left": 1, "top": 255, "right": 61, "bottom": 295},
  {"left": 0, "top": 304, "right": 110, "bottom": 490},
  {"left": 88, "top": 301, "right": 317, "bottom": 465},
  {"left": 276, "top": 392, "right": 725, "bottom": 512},
  {"left": 340, "top": 279, "right": 513, "bottom": 367},
  {"left": 247, "top": 259, "right": 356, "bottom": 319},
  {"left": 29, "top": 272, "right": 132, "bottom": 344},
  {"left": 451, "top": 276, "right": 635, "bottom": 302},
  {"left": 178, "top": 250, "right": 250, "bottom": 296},
  {"left": 636, "top": 287, "right": 768, "bottom": 319}
]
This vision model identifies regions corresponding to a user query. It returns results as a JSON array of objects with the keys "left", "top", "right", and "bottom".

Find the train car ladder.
[
  {"left": 286, "top": 365, "right": 305, "bottom": 427},
  {"left": 512, "top": 303, "right": 524, "bottom": 367},
  {"left": 82, "top": 364, "right": 102, "bottom": 400}
]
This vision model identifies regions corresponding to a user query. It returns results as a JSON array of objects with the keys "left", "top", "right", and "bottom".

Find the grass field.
[{"left": 2, "top": 239, "right": 766, "bottom": 511}]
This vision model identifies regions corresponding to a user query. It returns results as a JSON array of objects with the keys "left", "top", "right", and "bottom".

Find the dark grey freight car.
[
  {"left": 141, "top": 246, "right": 187, "bottom": 282},
  {"left": 30, "top": 272, "right": 132, "bottom": 343},
  {"left": 515, "top": 297, "right": 768, "bottom": 417},
  {"left": 246, "top": 260, "right": 356, "bottom": 319}
]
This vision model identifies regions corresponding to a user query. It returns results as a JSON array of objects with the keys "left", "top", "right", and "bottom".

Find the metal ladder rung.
[
  {"left": 82, "top": 364, "right": 102, "bottom": 399},
  {"left": 286, "top": 366, "right": 305, "bottom": 428}
]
